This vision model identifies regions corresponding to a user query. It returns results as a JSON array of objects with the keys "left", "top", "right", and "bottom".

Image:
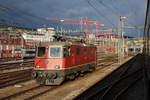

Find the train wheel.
[
  {"left": 89, "top": 67, "right": 96, "bottom": 72},
  {"left": 68, "top": 74, "right": 75, "bottom": 80},
  {"left": 45, "top": 77, "right": 65, "bottom": 85},
  {"left": 80, "top": 73, "right": 85, "bottom": 77},
  {"left": 75, "top": 72, "right": 79, "bottom": 77},
  {"left": 36, "top": 77, "right": 45, "bottom": 85}
]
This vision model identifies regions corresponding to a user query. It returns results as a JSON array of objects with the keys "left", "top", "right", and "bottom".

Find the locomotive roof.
[{"left": 38, "top": 42, "right": 95, "bottom": 47}]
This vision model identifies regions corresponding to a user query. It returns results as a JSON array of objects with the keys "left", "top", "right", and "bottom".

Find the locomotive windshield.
[
  {"left": 50, "top": 47, "right": 61, "bottom": 57},
  {"left": 37, "top": 47, "right": 46, "bottom": 57}
]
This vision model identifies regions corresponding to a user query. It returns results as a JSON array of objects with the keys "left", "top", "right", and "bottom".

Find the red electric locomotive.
[{"left": 33, "top": 42, "right": 96, "bottom": 85}]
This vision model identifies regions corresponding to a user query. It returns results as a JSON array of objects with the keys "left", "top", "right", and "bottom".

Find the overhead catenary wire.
[
  {"left": 96, "top": 0, "right": 120, "bottom": 15},
  {"left": 86, "top": 0, "right": 116, "bottom": 28},
  {"left": 95, "top": 0, "right": 141, "bottom": 35}
]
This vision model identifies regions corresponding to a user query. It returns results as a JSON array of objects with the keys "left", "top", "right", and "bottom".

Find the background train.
[
  {"left": 13, "top": 48, "right": 35, "bottom": 59},
  {"left": 33, "top": 42, "right": 96, "bottom": 85},
  {"left": 0, "top": 32, "right": 36, "bottom": 60}
]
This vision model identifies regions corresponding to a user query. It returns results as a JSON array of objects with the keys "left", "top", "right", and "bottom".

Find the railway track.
[
  {"left": 0, "top": 84, "right": 57, "bottom": 100},
  {"left": 0, "top": 59, "right": 34, "bottom": 88},
  {"left": 0, "top": 69, "right": 32, "bottom": 88},
  {"left": 75, "top": 54, "right": 145, "bottom": 100},
  {"left": 96, "top": 54, "right": 118, "bottom": 68},
  {"left": 0, "top": 59, "right": 34, "bottom": 71},
  {"left": 0, "top": 61, "right": 23, "bottom": 71}
]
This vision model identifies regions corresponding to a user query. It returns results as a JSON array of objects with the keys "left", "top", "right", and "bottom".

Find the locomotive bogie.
[
  {"left": 33, "top": 70, "right": 65, "bottom": 85},
  {"left": 33, "top": 62, "right": 96, "bottom": 85}
]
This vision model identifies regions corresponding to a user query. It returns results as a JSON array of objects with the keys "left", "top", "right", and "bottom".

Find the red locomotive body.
[{"left": 33, "top": 42, "right": 96, "bottom": 85}]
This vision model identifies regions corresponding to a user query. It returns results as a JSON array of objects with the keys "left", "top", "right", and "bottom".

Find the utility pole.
[
  {"left": 80, "top": 17, "right": 83, "bottom": 33},
  {"left": 118, "top": 16, "right": 126, "bottom": 64},
  {"left": 60, "top": 20, "right": 64, "bottom": 36},
  {"left": 85, "top": 16, "right": 88, "bottom": 41}
]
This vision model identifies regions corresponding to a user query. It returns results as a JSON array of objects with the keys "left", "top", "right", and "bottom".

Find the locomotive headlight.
[
  {"left": 36, "top": 66, "right": 40, "bottom": 68},
  {"left": 54, "top": 65, "right": 60, "bottom": 69}
]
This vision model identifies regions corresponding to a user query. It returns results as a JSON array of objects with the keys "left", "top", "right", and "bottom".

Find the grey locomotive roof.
[{"left": 38, "top": 41, "right": 95, "bottom": 47}]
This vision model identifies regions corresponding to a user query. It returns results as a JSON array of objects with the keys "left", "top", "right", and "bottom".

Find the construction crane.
[
  {"left": 48, "top": 17, "right": 88, "bottom": 41},
  {"left": 47, "top": 16, "right": 106, "bottom": 41},
  {"left": 65, "top": 20, "right": 106, "bottom": 36}
]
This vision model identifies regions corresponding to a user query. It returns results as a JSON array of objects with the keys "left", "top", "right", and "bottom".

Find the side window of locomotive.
[
  {"left": 84, "top": 48, "right": 87, "bottom": 56},
  {"left": 63, "top": 47, "right": 70, "bottom": 57},
  {"left": 90, "top": 48, "right": 94, "bottom": 55},
  {"left": 37, "top": 47, "right": 46, "bottom": 57},
  {"left": 76, "top": 48, "right": 80, "bottom": 55},
  {"left": 50, "top": 47, "right": 61, "bottom": 57}
]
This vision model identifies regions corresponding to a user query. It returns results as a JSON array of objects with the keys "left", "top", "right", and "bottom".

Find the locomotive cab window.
[
  {"left": 37, "top": 47, "right": 46, "bottom": 57},
  {"left": 50, "top": 47, "right": 61, "bottom": 57}
]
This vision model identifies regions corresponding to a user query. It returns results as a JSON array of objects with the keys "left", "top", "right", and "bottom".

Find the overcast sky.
[{"left": 0, "top": 0, "right": 147, "bottom": 36}]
